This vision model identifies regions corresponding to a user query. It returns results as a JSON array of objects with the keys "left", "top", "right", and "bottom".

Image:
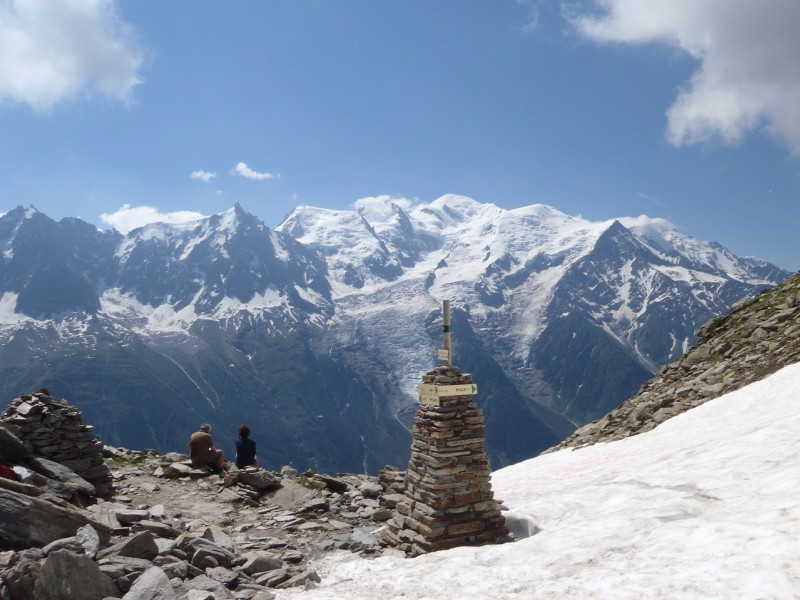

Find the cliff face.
[{"left": 551, "top": 272, "right": 800, "bottom": 451}]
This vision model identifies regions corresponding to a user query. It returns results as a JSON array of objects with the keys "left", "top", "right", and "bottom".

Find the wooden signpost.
[
  {"left": 419, "top": 300, "right": 478, "bottom": 406},
  {"left": 439, "top": 299, "right": 451, "bottom": 366}
]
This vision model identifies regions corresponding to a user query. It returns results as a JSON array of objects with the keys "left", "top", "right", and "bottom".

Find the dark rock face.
[{"left": 552, "top": 272, "right": 800, "bottom": 451}]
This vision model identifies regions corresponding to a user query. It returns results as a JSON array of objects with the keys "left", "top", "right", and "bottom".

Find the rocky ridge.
[
  {"left": 0, "top": 392, "right": 421, "bottom": 600},
  {"left": 0, "top": 202, "right": 789, "bottom": 473},
  {"left": 552, "top": 271, "right": 800, "bottom": 450}
]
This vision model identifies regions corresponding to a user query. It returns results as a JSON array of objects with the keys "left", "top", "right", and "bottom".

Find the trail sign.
[
  {"left": 437, "top": 383, "right": 477, "bottom": 397},
  {"left": 419, "top": 392, "right": 441, "bottom": 407},
  {"left": 418, "top": 383, "right": 478, "bottom": 404}
]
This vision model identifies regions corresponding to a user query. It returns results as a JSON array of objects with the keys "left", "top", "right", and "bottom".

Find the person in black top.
[{"left": 235, "top": 424, "right": 261, "bottom": 469}]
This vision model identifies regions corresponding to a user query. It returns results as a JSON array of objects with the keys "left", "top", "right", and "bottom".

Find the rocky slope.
[
  {"left": 0, "top": 391, "right": 418, "bottom": 599},
  {"left": 552, "top": 272, "right": 800, "bottom": 451}
]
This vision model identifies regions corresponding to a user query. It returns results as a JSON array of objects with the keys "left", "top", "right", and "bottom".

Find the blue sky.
[{"left": 2, "top": 1, "right": 800, "bottom": 268}]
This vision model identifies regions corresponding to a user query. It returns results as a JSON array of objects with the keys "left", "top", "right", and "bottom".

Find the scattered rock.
[{"left": 0, "top": 392, "right": 451, "bottom": 598}]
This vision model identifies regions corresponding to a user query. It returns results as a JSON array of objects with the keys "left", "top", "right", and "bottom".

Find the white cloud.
[
  {"left": 0, "top": 0, "right": 144, "bottom": 111},
  {"left": 100, "top": 204, "right": 205, "bottom": 234},
  {"left": 571, "top": 0, "right": 800, "bottom": 154},
  {"left": 353, "top": 194, "right": 416, "bottom": 213},
  {"left": 233, "top": 162, "right": 278, "bottom": 181},
  {"left": 190, "top": 170, "right": 216, "bottom": 182}
]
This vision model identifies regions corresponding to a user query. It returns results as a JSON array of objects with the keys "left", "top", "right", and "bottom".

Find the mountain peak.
[
  {"left": 2, "top": 205, "right": 41, "bottom": 220},
  {"left": 0, "top": 202, "right": 790, "bottom": 476},
  {"left": 553, "top": 271, "right": 800, "bottom": 451},
  {"left": 425, "top": 194, "right": 501, "bottom": 227}
]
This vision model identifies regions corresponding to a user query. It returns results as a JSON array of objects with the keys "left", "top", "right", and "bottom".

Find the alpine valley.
[{"left": 0, "top": 196, "right": 789, "bottom": 473}]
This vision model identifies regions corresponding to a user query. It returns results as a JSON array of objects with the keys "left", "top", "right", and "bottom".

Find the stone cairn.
[
  {"left": 1, "top": 388, "right": 112, "bottom": 496},
  {"left": 383, "top": 365, "right": 509, "bottom": 555}
]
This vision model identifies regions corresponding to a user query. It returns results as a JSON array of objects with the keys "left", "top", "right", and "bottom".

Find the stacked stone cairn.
[
  {"left": 383, "top": 365, "right": 509, "bottom": 556},
  {"left": 1, "top": 388, "right": 112, "bottom": 496}
]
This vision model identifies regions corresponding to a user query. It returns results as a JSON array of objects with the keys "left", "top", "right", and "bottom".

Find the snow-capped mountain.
[
  {"left": 0, "top": 204, "right": 406, "bottom": 474},
  {"left": 279, "top": 194, "right": 785, "bottom": 424},
  {"left": 0, "top": 197, "right": 788, "bottom": 473}
]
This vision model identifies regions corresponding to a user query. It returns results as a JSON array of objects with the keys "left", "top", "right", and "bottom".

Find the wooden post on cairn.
[{"left": 383, "top": 300, "right": 508, "bottom": 555}]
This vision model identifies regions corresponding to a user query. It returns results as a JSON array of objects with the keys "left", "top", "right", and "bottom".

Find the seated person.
[
  {"left": 188, "top": 423, "right": 226, "bottom": 472},
  {"left": 235, "top": 424, "right": 261, "bottom": 469}
]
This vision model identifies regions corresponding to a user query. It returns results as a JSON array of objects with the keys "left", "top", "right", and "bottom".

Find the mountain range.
[{"left": 0, "top": 196, "right": 789, "bottom": 472}]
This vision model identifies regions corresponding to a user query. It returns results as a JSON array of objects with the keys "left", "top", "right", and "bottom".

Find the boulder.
[
  {"left": 2, "top": 550, "right": 44, "bottom": 600},
  {"left": 200, "top": 527, "right": 234, "bottom": 552},
  {"left": 120, "top": 565, "right": 177, "bottom": 600},
  {"left": 314, "top": 474, "right": 349, "bottom": 493},
  {"left": 359, "top": 482, "right": 383, "bottom": 498},
  {"left": 183, "top": 574, "right": 234, "bottom": 599},
  {"left": 160, "top": 463, "right": 196, "bottom": 478},
  {"left": 0, "top": 487, "right": 111, "bottom": 550},
  {"left": 205, "top": 565, "right": 239, "bottom": 588},
  {"left": 238, "top": 551, "right": 283, "bottom": 576},
  {"left": 237, "top": 470, "right": 281, "bottom": 492},
  {"left": 115, "top": 508, "right": 150, "bottom": 525},
  {"left": 76, "top": 524, "right": 102, "bottom": 558},
  {"left": 178, "top": 536, "right": 236, "bottom": 569},
  {"left": 30, "top": 457, "right": 97, "bottom": 499},
  {"left": 33, "top": 549, "right": 119, "bottom": 600},
  {"left": 97, "top": 531, "right": 159, "bottom": 561}
]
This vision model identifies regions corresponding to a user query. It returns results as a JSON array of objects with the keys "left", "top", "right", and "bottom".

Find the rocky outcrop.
[
  {"left": 552, "top": 272, "right": 800, "bottom": 451},
  {"left": 0, "top": 482, "right": 112, "bottom": 551},
  {"left": 1, "top": 389, "right": 112, "bottom": 496},
  {"left": 1, "top": 434, "right": 413, "bottom": 599}
]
